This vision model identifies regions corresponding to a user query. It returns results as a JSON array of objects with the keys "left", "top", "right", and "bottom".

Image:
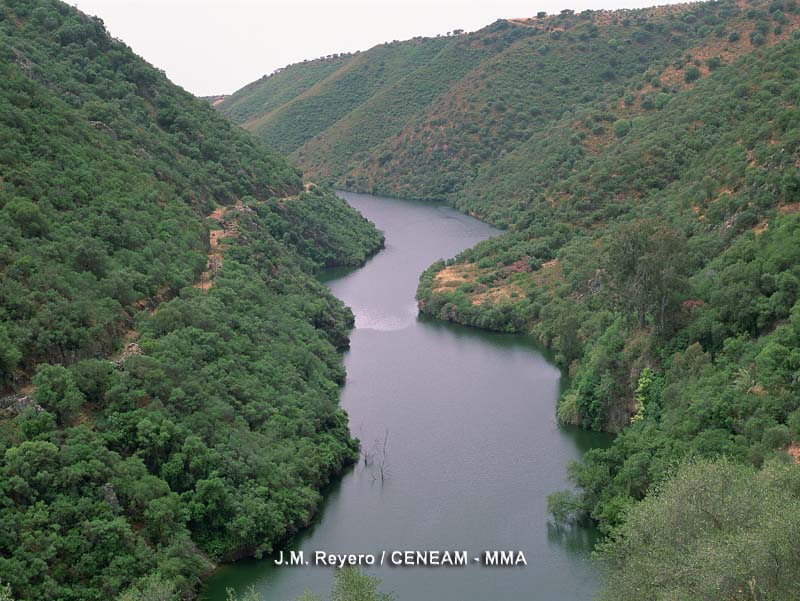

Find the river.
[{"left": 200, "top": 191, "right": 607, "bottom": 600}]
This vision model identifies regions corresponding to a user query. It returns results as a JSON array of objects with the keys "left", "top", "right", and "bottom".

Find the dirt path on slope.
[
  {"left": 7, "top": 190, "right": 310, "bottom": 402},
  {"left": 195, "top": 201, "right": 247, "bottom": 292}
]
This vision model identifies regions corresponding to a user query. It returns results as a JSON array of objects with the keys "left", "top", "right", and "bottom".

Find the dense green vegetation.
[
  {"left": 416, "top": 31, "right": 800, "bottom": 548},
  {"left": 266, "top": 188, "right": 384, "bottom": 269},
  {"left": 218, "top": 56, "right": 352, "bottom": 126},
  {"left": 0, "top": 0, "right": 299, "bottom": 385},
  {"left": 598, "top": 459, "right": 800, "bottom": 600},
  {"left": 2, "top": 0, "right": 799, "bottom": 596},
  {"left": 232, "top": 39, "right": 472, "bottom": 157},
  {"left": 219, "top": 28, "right": 525, "bottom": 178},
  {"left": 0, "top": 1, "right": 383, "bottom": 599},
  {"left": 222, "top": 567, "right": 394, "bottom": 601},
  {"left": 291, "top": 35, "right": 515, "bottom": 183},
  {"left": 225, "top": 0, "right": 800, "bottom": 596}
]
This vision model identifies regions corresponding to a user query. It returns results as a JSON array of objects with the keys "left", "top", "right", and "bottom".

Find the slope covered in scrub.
[{"left": 0, "top": 1, "right": 382, "bottom": 599}]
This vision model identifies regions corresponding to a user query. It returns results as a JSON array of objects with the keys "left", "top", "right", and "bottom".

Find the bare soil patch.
[{"left": 432, "top": 263, "right": 481, "bottom": 293}]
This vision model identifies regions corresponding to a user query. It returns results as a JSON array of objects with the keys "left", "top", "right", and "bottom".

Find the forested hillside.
[
  {"left": 221, "top": 0, "right": 798, "bottom": 207},
  {"left": 219, "top": 56, "right": 352, "bottom": 127},
  {"left": 0, "top": 0, "right": 383, "bottom": 599},
  {"left": 218, "top": 27, "right": 552, "bottom": 175},
  {"left": 224, "top": 0, "right": 800, "bottom": 596}
]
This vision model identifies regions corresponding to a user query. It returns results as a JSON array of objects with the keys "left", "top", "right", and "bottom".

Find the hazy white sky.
[{"left": 72, "top": 0, "right": 683, "bottom": 96}]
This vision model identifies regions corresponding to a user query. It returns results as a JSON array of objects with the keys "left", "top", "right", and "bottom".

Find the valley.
[{"left": 1, "top": 0, "right": 799, "bottom": 599}]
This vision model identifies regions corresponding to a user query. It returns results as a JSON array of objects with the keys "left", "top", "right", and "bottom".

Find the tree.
[
  {"left": 70, "top": 359, "right": 116, "bottom": 403},
  {"left": 0, "top": 324, "right": 21, "bottom": 387},
  {"left": 684, "top": 65, "right": 701, "bottom": 82},
  {"left": 224, "top": 568, "right": 394, "bottom": 601},
  {"left": 598, "top": 459, "right": 800, "bottom": 601},
  {"left": 0, "top": 581, "right": 14, "bottom": 601},
  {"left": 32, "top": 364, "right": 85, "bottom": 423},
  {"left": 612, "top": 119, "right": 631, "bottom": 138},
  {"left": 604, "top": 219, "right": 688, "bottom": 334},
  {"left": 227, "top": 586, "right": 262, "bottom": 601},
  {"left": 330, "top": 567, "right": 394, "bottom": 601},
  {"left": 546, "top": 490, "right": 585, "bottom": 524},
  {"left": 117, "top": 573, "right": 177, "bottom": 601},
  {"left": 4, "top": 197, "right": 49, "bottom": 237}
]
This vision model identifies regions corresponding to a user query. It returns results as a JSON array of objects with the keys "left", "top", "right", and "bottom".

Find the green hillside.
[
  {"left": 218, "top": 55, "right": 351, "bottom": 125},
  {"left": 0, "top": 0, "right": 383, "bottom": 599},
  {"left": 223, "top": 0, "right": 800, "bottom": 596},
  {"left": 222, "top": 1, "right": 798, "bottom": 209},
  {"left": 219, "top": 29, "right": 522, "bottom": 166},
  {"left": 232, "top": 39, "right": 471, "bottom": 156},
  {"left": 417, "top": 36, "right": 800, "bottom": 519}
]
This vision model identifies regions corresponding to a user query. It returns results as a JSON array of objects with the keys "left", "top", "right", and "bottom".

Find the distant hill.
[{"left": 221, "top": 0, "right": 798, "bottom": 215}]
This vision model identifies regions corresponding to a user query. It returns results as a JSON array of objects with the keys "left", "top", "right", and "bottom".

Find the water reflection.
[{"left": 547, "top": 521, "right": 601, "bottom": 559}]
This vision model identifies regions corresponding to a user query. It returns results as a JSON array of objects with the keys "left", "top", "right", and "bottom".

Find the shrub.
[
  {"left": 684, "top": 65, "right": 701, "bottom": 82},
  {"left": 613, "top": 119, "right": 632, "bottom": 138}
]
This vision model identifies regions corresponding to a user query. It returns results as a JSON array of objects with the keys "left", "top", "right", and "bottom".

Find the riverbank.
[{"left": 200, "top": 191, "right": 608, "bottom": 601}]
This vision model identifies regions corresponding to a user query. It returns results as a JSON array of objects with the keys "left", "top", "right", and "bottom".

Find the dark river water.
[{"left": 201, "top": 191, "right": 607, "bottom": 601}]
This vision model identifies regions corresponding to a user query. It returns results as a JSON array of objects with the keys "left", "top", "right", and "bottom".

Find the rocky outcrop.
[
  {"left": 112, "top": 342, "right": 144, "bottom": 368},
  {"left": 0, "top": 394, "right": 45, "bottom": 418}
]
